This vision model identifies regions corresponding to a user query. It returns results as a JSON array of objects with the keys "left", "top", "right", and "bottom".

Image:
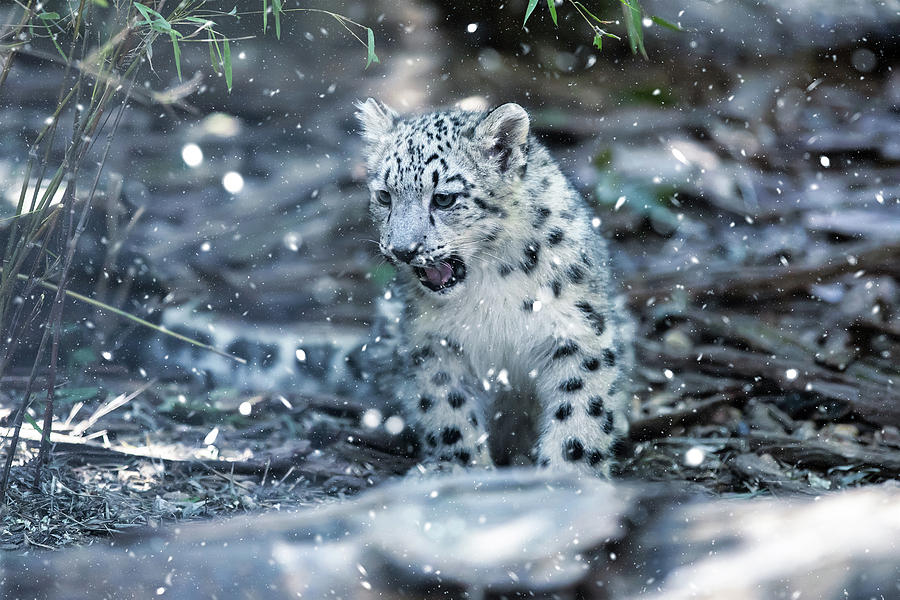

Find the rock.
[{"left": 4, "top": 471, "right": 899, "bottom": 599}]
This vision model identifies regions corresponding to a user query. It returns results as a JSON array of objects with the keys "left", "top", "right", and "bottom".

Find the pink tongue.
[{"left": 423, "top": 263, "right": 453, "bottom": 286}]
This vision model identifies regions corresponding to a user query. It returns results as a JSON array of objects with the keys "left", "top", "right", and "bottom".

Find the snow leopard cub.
[{"left": 356, "top": 99, "right": 631, "bottom": 477}]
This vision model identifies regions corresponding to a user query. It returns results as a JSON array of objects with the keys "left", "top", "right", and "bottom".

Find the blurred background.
[{"left": 0, "top": 0, "right": 898, "bottom": 556}]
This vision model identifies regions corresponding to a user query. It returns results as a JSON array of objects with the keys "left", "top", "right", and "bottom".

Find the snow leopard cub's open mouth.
[{"left": 413, "top": 255, "right": 467, "bottom": 293}]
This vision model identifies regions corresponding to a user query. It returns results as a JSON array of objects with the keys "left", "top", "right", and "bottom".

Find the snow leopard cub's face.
[{"left": 356, "top": 99, "right": 530, "bottom": 297}]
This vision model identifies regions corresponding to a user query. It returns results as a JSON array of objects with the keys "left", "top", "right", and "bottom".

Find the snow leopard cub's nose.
[{"left": 390, "top": 243, "right": 422, "bottom": 264}]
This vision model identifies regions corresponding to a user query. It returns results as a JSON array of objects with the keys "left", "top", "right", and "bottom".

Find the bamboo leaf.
[
  {"left": 262, "top": 0, "right": 268, "bottom": 34},
  {"left": 272, "top": 0, "right": 282, "bottom": 39},
  {"left": 133, "top": 2, "right": 155, "bottom": 26},
  {"left": 593, "top": 33, "right": 602, "bottom": 50},
  {"left": 365, "top": 27, "right": 379, "bottom": 68},
  {"left": 170, "top": 31, "right": 182, "bottom": 81},
  {"left": 523, "top": 0, "right": 539, "bottom": 27},
  {"left": 546, "top": 0, "right": 557, "bottom": 26},
  {"left": 208, "top": 33, "right": 220, "bottom": 74},
  {"left": 49, "top": 33, "right": 68, "bottom": 61},
  {"left": 24, "top": 413, "right": 43, "bottom": 434},
  {"left": 13, "top": 273, "right": 246, "bottom": 364},
  {"left": 574, "top": 2, "right": 607, "bottom": 25},
  {"left": 621, "top": 0, "right": 647, "bottom": 58},
  {"left": 37, "top": 12, "right": 60, "bottom": 20},
  {"left": 650, "top": 15, "right": 683, "bottom": 32},
  {"left": 133, "top": 2, "right": 172, "bottom": 33},
  {"left": 223, "top": 38, "right": 233, "bottom": 92}
]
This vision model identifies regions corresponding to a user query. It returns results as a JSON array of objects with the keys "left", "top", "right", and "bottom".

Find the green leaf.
[
  {"left": 574, "top": 2, "right": 605, "bottom": 25},
  {"left": 621, "top": 0, "right": 647, "bottom": 59},
  {"left": 593, "top": 33, "right": 602, "bottom": 50},
  {"left": 369, "top": 263, "right": 396, "bottom": 287},
  {"left": 49, "top": 33, "right": 68, "bottom": 60},
  {"left": 133, "top": 2, "right": 172, "bottom": 33},
  {"left": 223, "top": 38, "right": 233, "bottom": 92},
  {"left": 272, "top": 0, "right": 282, "bottom": 39},
  {"left": 133, "top": 2, "right": 154, "bottom": 25},
  {"left": 208, "top": 35, "right": 220, "bottom": 74},
  {"left": 170, "top": 31, "right": 182, "bottom": 81},
  {"left": 262, "top": 0, "right": 267, "bottom": 34},
  {"left": 91, "top": 0, "right": 109, "bottom": 6},
  {"left": 15, "top": 273, "right": 247, "bottom": 366},
  {"left": 24, "top": 413, "right": 43, "bottom": 434},
  {"left": 208, "top": 30, "right": 223, "bottom": 74},
  {"left": 546, "top": 0, "right": 557, "bottom": 26},
  {"left": 55, "top": 386, "right": 101, "bottom": 404},
  {"left": 365, "top": 27, "right": 379, "bottom": 68},
  {"left": 38, "top": 12, "right": 60, "bottom": 20},
  {"left": 650, "top": 15, "right": 683, "bottom": 32},
  {"left": 523, "top": 0, "right": 539, "bottom": 27}
]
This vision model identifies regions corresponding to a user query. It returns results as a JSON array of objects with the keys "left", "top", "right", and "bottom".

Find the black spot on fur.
[
  {"left": 603, "top": 412, "right": 614, "bottom": 434},
  {"left": 431, "top": 170, "right": 439, "bottom": 188},
  {"left": 582, "top": 357, "right": 600, "bottom": 371},
  {"left": 567, "top": 264, "right": 586, "bottom": 284},
  {"left": 554, "top": 402, "right": 573, "bottom": 421},
  {"left": 539, "top": 457, "right": 551, "bottom": 467},
  {"left": 442, "top": 427, "right": 462, "bottom": 445},
  {"left": 608, "top": 382, "right": 618, "bottom": 396},
  {"left": 474, "top": 197, "right": 505, "bottom": 216},
  {"left": 499, "top": 263, "right": 514, "bottom": 277},
  {"left": 563, "top": 438, "right": 585, "bottom": 462},
  {"left": 447, "top": 391, "right": 466, "bottom": 409},
  {"left": 581, "top": 251, "right": 593, "bottom": 268},
  {"left": 610, "top": 438, "right": 628, "bottom": 458},
  {"left": 454, "top": 450, "right": 472, "bottom": 465},
  {"left": 522, "top": 298, "right": 536, "bottom": 311},
  {"left": 550, "top": 279, "right": 563, "bottom": 297},
  {"left": 411, "top": 346, "right": 433, "bottom": 366},
  {"left": 587, "top": 396, "right": 605, "bottom": 417},
  {"left": 559, "top": 377, "right": 584, "bottom": 393},
  {"left": 445, "top": 338, "right": 463, "bottom": 354},
  {"left": 425, "top": 432, "right": 438, "bottom": 447},
  {"left": 468, "top": 412, "right": 479, "bottom": 427},
  {"left": 552, "top": 340, "right": 579, "bottom": 360},
  {"left": 532, "top": 206, "right": 551, "bottom": 228},
  {"left": 587, "top": 449, "right": 604, "bottom": 466},
  {"left": 432, "top": 371, "right": 451, "bottom": 386},
  {"left": 484, "top": 227, "right": 502, "bottom": 243},
  {"left": 547, "top": 228, "right": 564, "bottom": 246},
  {"left": 603, "top": 349, "right": 617, "bottom": 367},
  {"left": 521, "top": 241, "right": 541, "bottom": 274},
  {"left": 575, "top": 301, "right": 606, "bottom": 336},
  {"left": 419, "top": 396, "right": 433, "bottom": 413}
]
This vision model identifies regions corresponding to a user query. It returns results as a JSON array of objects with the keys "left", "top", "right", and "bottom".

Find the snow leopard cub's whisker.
[{"left": 356, "top": 99, "right": 632, "bottom": 477}]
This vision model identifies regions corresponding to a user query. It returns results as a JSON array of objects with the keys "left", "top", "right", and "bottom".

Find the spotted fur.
[{"left": 356, "top": 99, "right": 632, "bottom": 477}]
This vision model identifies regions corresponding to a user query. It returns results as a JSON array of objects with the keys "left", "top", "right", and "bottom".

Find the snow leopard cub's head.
[{"left": 356, "top": 98, "right": 530, "bottom": 296}]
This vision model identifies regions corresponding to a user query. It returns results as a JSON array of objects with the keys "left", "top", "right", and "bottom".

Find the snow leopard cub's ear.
[
  {"left": 355, "top": 98, "right": 397, "bottom": 144},
  {"left": 474, "top": 103, "right": 530, "bottom": 173}
]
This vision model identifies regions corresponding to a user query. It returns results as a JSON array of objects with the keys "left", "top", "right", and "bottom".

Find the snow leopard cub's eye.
[
  {"left": 432, "top": 193, "right": 457, "bottom": 209},
  {"left": 375, "top": 190, "right": 392, "bottom": 206}
]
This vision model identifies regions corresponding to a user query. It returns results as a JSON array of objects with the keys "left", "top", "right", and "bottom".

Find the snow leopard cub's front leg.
[
  {"left": 403, "top": 337, "right": 492, "bottom": 470},
  {"left": 534, "top": 306, "right": 630, "bottom": 478}
]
